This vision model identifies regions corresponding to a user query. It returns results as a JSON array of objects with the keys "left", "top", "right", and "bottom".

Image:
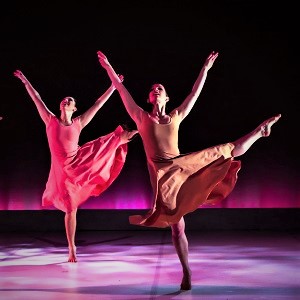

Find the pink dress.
[
  {"left": 42, "top": 115, "right": 127, "bottom": 212},
  {"left": 129, "top": 110, "right": 241, "bottom": 228}
]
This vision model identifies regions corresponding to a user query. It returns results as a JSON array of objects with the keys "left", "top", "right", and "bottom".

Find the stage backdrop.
[
  {"left": 0, "top": 1, "right": 298, "bottom": 210},
  {"left": 0, "top": 123, "right": 297, "bottom": 210}
]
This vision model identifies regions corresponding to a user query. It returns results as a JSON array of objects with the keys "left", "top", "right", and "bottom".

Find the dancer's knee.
[{"left": 171, "top": 218, "right": 186, "bottom": 237}]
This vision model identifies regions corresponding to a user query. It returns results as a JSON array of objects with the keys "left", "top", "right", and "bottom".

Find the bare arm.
[
  {"left": 79, "top": 75, "right": 123, "bottom": 128},
  {"left": 13, "top": 70, "right": 54, "bottom": 124},
  {"left": 174, "top": 51, "right": 219, "bottom": 120},
  {"left": 97, "top": 51, "right": 144, "bottom": 123}
]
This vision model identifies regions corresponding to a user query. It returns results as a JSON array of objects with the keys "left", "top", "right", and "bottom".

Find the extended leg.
[
  {"left": 65, "top": 209, "right": 77, "bottom": 262},
  {"left": 232, "top": 114, "right": 281, "bottom": 157},
  {"left": 171, "top": 217, "right": 192, "bottom": 290}
]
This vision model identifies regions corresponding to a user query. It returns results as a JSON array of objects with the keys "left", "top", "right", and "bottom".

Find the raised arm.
[
  {"left": 79, "top": 75, "right": 124, "bottom": 128},
  {"left": 174, "top": 51, "right": 219, "bottom": 120},
  {"left": 13, "top": 70, "right": 54, "bottom": 124},
  {"left": 97, "top": 51, "right": 144, "bottom": 123}
]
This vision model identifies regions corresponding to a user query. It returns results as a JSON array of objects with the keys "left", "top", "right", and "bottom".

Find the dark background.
[{"left": 0, "top": 1, "right": 298, "bottom": 210}]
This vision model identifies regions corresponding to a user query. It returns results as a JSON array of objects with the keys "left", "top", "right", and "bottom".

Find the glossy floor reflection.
[{"left": 0, "top": 230, "right": 299, "bottom": 299}]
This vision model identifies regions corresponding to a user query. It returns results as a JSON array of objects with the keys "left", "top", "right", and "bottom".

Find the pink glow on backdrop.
[
  {"left": 0, "top": 178, "right": 298, "bottom": 210},
  {"left": 0, "top": 163, "right": 299, "bottom": 210}
]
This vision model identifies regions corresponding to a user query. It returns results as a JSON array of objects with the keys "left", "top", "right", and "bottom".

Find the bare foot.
[
  {"left": 68, "top": 246, "right": 77, "bottom": 263},
  {"left": 180, "top": 273, "right": 192, "bottom": 291},
  {"left": 260, "top": 114, "right": 281, "bottom": 137},
  {"left": 120, "top": 129, "right": 139, "bottom": 144}
]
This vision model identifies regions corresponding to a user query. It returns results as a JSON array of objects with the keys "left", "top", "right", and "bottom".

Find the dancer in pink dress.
[
  {"left": 97, "top": 50, "right": 281, "bottom": 290},
  {"left": 14, "top": 70, "right": 138, "bottom": 262}
]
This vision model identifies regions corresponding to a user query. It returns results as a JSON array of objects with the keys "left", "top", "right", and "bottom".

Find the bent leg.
[
  {"left": 171, "top": 217, "right": 192, "bottom": 290},
  {"left": 232, "top": 114, "right": 281, "bottom": 157},
  {"left": 65, "top": 209, "right": 77, "bottom": 263}
]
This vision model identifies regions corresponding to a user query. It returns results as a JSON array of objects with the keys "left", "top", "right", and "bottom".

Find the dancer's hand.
[
  {"left": 118, "top": 74, "right": 124, "bottom": 83},
  {"left": 203, "top": 51, "right": 219, "bottom": 71},
  {"left": 13, "top": 70, "right": 28, "bottom": 84},
  {"left": 97, "top": 51, "right": 110, "bottom": 69}
]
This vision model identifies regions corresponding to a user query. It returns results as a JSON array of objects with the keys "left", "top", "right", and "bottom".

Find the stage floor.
[{"left": 0, "top": 230, "right": 299, "bottom": 300}]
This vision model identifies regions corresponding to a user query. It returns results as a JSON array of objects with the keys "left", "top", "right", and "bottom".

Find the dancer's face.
[
  {"left": 148, "top": 84, "right": 169, "bottom": 106},
  {"left": 60, "top": 97, "right": 77, "bottom": 112}
]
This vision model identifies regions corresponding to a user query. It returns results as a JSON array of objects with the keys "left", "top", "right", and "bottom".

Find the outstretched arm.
[
  {"left": 97, "top": 51, "right": 144, "bottom": 123},
  {"left": 175, "top": 51, "right": 219, "bottom": 120},
  {"left": 79, "top": 75, "right": 124, "bottom": 128},
  {"left": 13, "top": 70, "right": 54, "bottom": 124}
]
